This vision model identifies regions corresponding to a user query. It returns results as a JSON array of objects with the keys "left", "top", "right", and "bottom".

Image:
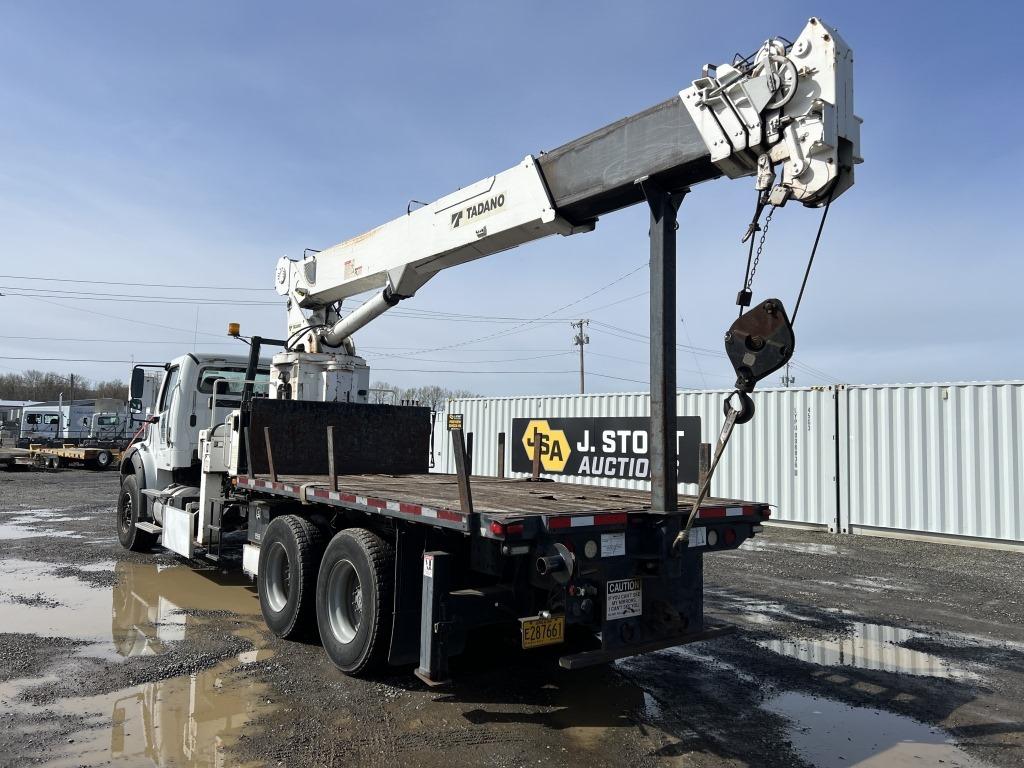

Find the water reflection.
[
  {"left": 757, "top": 622, "right": 977, "bottom": 680},
  {"left": 2, "top": 559, "right": 270, "bottom": 767},
  {"left": 111, "top": 561, "right": 259, "bottom": 658},
  {"left": 765, "top": 691, "right": 993, "bottom": 767}
]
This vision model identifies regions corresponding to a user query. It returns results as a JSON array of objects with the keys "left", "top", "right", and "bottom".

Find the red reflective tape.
[
  {"left": 437, "top": 509, "right": 463, "bottom": 523},
  {"left": 339, "top": 493, "right": 357, "bottom": 503},
  {"left": 698, "top": 508, "right": 727, "bottom": 518},
  {"left": 368, "top": 498, "right": 387, "bottom": 509},
  {"left": 400, "top": 502, "right": 421, "bottom": 515},
  {"left": 548, "top": 517, "right": 572, "bottom": 530},
  {"left": 595, "top": 512, "right": 627, "bottom": 526}
]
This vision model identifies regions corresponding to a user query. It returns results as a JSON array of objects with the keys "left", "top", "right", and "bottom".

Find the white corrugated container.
[
  {"left": 434, "top": 386, "right": 839, "bottom": 529},
  {"left": 840, "top": 381, "right": 1024, "bottom": 545}
]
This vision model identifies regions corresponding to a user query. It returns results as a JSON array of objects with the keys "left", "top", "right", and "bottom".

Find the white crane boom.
[{"left": 270, "top": 17, "right": 860, "bottom": 398}]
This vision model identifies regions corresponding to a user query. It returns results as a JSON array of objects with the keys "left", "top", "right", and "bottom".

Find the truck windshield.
[
  {"left": 197, "top": 367, "right": 269, "bottom": 395},
  {"left": 97, "top": 415, "right": 119, "bottom": 426}
]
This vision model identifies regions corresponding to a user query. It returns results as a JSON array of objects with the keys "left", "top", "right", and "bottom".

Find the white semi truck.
[{"left": 117, "top": 18, "right": 860, "bottom": 682}]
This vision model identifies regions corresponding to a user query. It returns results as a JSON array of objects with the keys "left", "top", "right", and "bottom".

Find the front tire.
[
  {"left": 258, "top": 515, "right": 325, "bottom": 640},
  {"left": 94, "top": 450, "right": 113, "bottom": 470},
  {"left": 316, "top": 528, "right": 394, "bottom": 675},
  {"left": 117, "top": 475, "right": 157, "bottom": 552}
]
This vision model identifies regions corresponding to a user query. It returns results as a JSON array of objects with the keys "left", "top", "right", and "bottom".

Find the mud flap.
[
  {"left": 388, "top": 524, "right": 425, "bottom": 666},
  {"left": 160, "top": 504, "right": 194, "bottom": 558}
]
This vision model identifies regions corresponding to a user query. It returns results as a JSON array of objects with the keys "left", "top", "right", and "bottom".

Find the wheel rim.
[
  {"left": 119, "top": 491, "right": 133, "bottom": 533},
  {"left": 264, "top": 542, "right": 291, "bottom": 613},
  {"left": 326, "top": 558, "right": 362, "bottom": 644}
]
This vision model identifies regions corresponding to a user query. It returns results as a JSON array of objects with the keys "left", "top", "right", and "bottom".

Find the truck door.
[{"left": 155, "top": 366, "right": 182, "bottom": 464}]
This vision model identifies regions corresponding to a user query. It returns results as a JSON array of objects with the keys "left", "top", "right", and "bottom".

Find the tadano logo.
[{"left": 448, "top": 191, "right": 507, "bottom": 229}]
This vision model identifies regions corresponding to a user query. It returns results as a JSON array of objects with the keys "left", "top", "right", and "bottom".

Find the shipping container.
[{"left": 839, "top": 382, "right": 1024, "bottom": 546}]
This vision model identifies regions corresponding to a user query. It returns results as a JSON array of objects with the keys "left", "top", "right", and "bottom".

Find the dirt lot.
[{"left": 1, "top": 468, "right": 1022, "bottom": 768}]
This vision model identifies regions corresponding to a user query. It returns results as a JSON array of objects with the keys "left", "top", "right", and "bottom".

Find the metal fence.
[{"left": 433, "top": 381, "right": 1024, "bottom": 547}]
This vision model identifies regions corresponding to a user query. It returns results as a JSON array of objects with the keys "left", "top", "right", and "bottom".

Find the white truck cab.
[{"left": 118, "top": 354, "right": 270, "bottom": 551}]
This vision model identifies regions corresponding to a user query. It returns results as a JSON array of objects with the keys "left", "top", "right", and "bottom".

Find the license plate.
[{"left": 520, "top": 615, "right": 565, "bottom": 649}]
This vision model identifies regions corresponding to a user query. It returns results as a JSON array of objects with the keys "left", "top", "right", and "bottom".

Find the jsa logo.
[{"left": 521, "top": 419, "right": 571, "bottom": 472}]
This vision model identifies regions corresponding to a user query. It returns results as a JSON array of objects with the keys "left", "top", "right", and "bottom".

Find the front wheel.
[
  {"left": 117, "top": 475, "right": 157, "bottom": 552},
  {"left": 316, "top": 528, "right": 394, "bottom": 675}
]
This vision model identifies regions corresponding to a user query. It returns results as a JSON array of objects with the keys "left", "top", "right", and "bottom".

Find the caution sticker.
[{"left": 605, "top": 578, "right": 642, "bottom": 620}]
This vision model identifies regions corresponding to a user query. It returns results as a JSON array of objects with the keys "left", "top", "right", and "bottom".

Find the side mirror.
[
  {"left": 130, "top": 367, "right": 146, "bottom": 399},
  {"left": 129, "top": 398, "right": 143, "bottom": 414}
]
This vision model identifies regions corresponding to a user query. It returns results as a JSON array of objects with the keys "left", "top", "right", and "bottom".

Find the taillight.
[
  {"left": 489, "top": 521, "right": 523, "bottom": 537},
  {"left": 723, "top": 527, "right": 737, "bottom": 546}
]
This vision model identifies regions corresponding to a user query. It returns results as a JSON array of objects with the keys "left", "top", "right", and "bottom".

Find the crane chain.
[{"left": 745, "top": 204, "right": 775, "bottom": 293}]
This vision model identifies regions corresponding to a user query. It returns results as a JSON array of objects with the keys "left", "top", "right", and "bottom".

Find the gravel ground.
[{"left": 0, "top": 467, "right": 1022, "bottom": 768}]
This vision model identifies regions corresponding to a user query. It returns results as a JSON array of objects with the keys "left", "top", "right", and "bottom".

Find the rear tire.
[
  {"left": 258, "top": 515, "right": 326, "bottom": 640},
  {"left": 117, "top": 475, "right": 157, "bottom": 552},
  {"left": 316, "top": 528, "right": 394, "bottom": 675}
]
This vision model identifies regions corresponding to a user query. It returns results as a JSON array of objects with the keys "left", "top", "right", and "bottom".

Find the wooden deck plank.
[{"left": 251, "top": 473, "right": 760, "bottom": 516}]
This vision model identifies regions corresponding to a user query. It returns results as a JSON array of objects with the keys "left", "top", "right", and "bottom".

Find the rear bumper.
[{"left": 558, "top": 623, "right": 735, "bottom": 669}]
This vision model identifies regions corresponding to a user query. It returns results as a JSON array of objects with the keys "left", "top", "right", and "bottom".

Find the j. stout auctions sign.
[{"left": 511, "top": 416, "right": 701, "bottom": 483}]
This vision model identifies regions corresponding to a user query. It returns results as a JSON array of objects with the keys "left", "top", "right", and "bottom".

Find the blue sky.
[{"left": 0, "top": 1, "right": 1020, "bottom": 396}]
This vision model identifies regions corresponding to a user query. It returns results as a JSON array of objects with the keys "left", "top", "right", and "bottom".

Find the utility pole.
[
  {"left": 571, "top": 319, "right": 589, "bottom": 394},
  {"left": 781, "top": 362, "right": 796, "bottom": 388}
]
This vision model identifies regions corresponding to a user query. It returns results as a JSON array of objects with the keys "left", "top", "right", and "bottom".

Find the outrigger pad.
[
  {"left": 248, "top": 399, "right": 431, "bottom": 476},
  {"left": 724, "top": 298, "right": 795, "bottom": 393}
]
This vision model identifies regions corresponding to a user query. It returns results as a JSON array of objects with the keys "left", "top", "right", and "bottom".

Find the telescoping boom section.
[{"left": 276, "top": 17, "right": 859, "bottom": 354}]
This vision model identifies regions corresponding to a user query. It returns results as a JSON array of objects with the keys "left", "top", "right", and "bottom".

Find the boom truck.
[{"left": 117, "top": 18, "right": 860, "bottom": 682}]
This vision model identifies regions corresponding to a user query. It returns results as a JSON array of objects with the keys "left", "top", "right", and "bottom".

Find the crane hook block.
[{"left": 724, "top": 298, "right": 795, "bottom": 394}]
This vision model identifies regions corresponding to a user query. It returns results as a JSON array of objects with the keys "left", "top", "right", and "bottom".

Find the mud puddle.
[
  {"left": 654, "top": 647, "right": 989, "bottom": 767},
  {"left": 1, "top": 559, "right": 259, "bottom": 651},
  {"left": 2, "top": 558, "right": 270, "bottom": 766},
  {"left": 3, "top": 647, "right": 274, "bottom": 768},
  {"left": 765, "top": 690, "right": 993, "bottom": 767},
  {"left": 757, "top": 621, "right": 978, "bottom": 680}
]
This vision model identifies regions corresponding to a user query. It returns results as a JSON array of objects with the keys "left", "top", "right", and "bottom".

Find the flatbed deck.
[{"left": 236, "top": 473, "right": 769, "bottom": 533}]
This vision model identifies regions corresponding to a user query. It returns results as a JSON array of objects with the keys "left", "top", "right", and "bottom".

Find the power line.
[
  {"left": 0, "top": 356, "right": 133, "bottom": 363},
  {"left": 1, "top": 291, "right": 280, "bottom": 306},
  {"left": 371, "top": 367, "right": 578, "bottom": 375},
  {"left": 365, "top": 351, "right": 573, "bottom": 365},
  {"left": 6, "top": 294, "right": 231, "bottom": 339},
  {"left": 372, "top": 261, "right": 649, "bottom": 359},
  {"left": 0, "top": 274, "right": 274, "bottom": 291},
  {"left": 680, "top": 315, "right": 708, "bottom": 388}
]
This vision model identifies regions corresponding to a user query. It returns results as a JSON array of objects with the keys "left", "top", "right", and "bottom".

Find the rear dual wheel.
[
  {"left": 258, "top": 515, "right": 326, "bottom": 640},
  {"left": 255, "top": 520, "right": 396, "bottom": 676},
  {"left": 316, "top": 528, "right": 394, "bottom": 675}
]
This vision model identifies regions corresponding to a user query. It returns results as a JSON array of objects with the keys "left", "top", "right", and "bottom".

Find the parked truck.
[
  {"left": 19, "top": 398, "right": 126, "bottom": 447},
  {"left": 116, "top": 18, "right": 860, "bottom": 682}
]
